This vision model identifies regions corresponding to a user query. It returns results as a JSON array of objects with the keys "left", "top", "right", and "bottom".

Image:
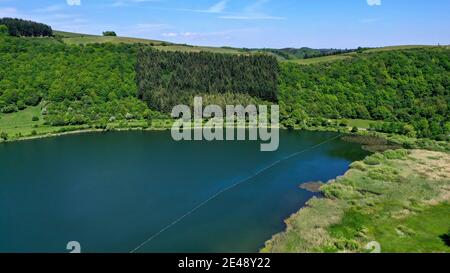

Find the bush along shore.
[{"left": 262, "top": 149, "right": 450, "bottom": 253}]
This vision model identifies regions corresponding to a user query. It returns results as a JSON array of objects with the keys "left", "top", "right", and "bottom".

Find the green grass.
[
  {"left": 374, "top": 203, "right": 450, "bottom": 253},
  {"left": 286, "top": 54, "right": 355, "bottom": 65},
  {"left": 54, "top": 30, "right": 244, "bottom": 54},
  {"left": 285, "top": 45, "right": 447, "bottom": 65},
  {"left": 154, "top": 44, "right": 243, "bottom": 54},
  {"left": 337, "top": 119, "right": 384, "bottom": 129},
  {"left": 55, "top": 31, "right": 447, "bottom": 61},
  {"left": 61, "top": 35, "right": 168, "bottom": 46},
  {"left": 0, "top": 106, "right": 45, "bottom": 136},
  {"left": 263, "top": 149, "right": 450, "bottom": 253},
  {"left": 0, "top": 106, "right": 176, "bottom": 141},
  {"left": 362, "top": 45, "right": 439, "bottom": 53},
  {"left": 0, "top": 106, "right": 95, "bottom": 139},
  {"left": 54, "top": 30, "right": 97, "bottom": 38}
]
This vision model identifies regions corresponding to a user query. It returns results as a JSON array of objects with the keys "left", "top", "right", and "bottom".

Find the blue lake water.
[{"left": 0, "top": 130, "right": 368, "bottom": 253}]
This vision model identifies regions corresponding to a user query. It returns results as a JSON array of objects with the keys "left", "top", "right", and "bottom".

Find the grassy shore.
[
  {"left": 262, "top": 149, "right": 450, "bottom": 253},
  {"left": 0, "top": 107, "right": 282, "bottom": 143},
  {"left": 0, "top": 107, "right": 175, "bottom": 143}
]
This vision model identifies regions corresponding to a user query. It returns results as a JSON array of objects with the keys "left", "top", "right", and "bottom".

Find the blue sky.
[{"left": 1, "top": 0, "right": 449, "bottom": 48}]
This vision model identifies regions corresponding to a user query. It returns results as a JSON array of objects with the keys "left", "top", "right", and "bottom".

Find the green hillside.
[
  {"left": 54, "top": 30, "right": 244, "bottom": 54},
  {"left": 0, "top": 20, "right": 449, "bottom": 142},
  {"left": 279, "top": 47, "right": 450, "bottom": 138}
]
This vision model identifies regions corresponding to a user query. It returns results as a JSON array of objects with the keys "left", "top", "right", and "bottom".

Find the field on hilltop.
[{"left": 54, "top": 30, "right": 244, "bottom": 54}]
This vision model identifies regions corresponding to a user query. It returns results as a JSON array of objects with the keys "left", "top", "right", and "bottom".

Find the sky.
[{"left": 0, "top": 0, "right": 449, "bottom": 48}]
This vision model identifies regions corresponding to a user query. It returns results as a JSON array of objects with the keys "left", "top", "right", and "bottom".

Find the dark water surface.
[{"left": 0, "top": 130, "right": 368, "bottom": 253}]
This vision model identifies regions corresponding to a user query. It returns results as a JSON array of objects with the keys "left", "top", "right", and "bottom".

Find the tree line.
[
  {"left": 0, "top": 18, "right": 53, "bottom": 37},
  {"left": 136, "top": 49, "right": 279, "bottom": 112}
]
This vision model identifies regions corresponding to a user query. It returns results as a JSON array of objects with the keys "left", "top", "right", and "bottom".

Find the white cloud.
[
  {"left": 163, "top": 32, "right": 197, "bottom": 37},
  {"left": 207, "top": 0, "right": 228, "bottom": 13},
  {"left": 218, "top": 0, "right": 285, "bottom": 20},
  {"left": 180, "top": 0, "right": 228, "bottom": 14},
  {"left": 66, "top": 0, "right": 81, "bottom": 6},
  {"left": 367, "top": 0, "right": 381, "bottom": 6}
]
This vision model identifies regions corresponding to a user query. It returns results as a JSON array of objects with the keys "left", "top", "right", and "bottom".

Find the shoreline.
[
  {"left": 262, "top": 149, "right": 450, "bottom": 253},
  {"left": 0, "top": 124, "right": 286, "bottom": 144},
  {"left": 2, "top": 123, "right": 448, "bottom": 253}
]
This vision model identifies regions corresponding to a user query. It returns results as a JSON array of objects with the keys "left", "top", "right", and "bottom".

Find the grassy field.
[
  {"left": 153, "top": 44, "right": 244, "bottom": 54},
  {"left": 263, "top": 149, "right": 450, "bottom": 253},
  {"left": 363, "top": 45, "right": 439, "bottom": 53},
  {"left": 0, "top": 106, "right": 96, "bottom": 139},
  {"left": 55, "top": 30, "right": 445, "bottom": 60},
  {"left": 287, "top": 53, "right": 355, "bottom": 65},
  {"left": 337, "top": 119, "right": 383, "bottom": 129},
  {"left": 0, "top": 106, "right": 45, "bottom": 136},
  {"left": 54, "top": 30, "right": 244, "bottom": 54},
  {"left": 285, "top": 45, "right": 446, "bottom": 65},
  {"left": 0, "top": 106, "right": 175, "bottom": 142}
]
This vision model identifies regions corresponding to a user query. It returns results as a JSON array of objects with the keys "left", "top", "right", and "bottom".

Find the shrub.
[
  {"left": 397, "top": 225, "right": 416, "bottom": 236},
  {"left": 351, "top": 127, "right": 359, "bottom": 133},
  {"left": 0, "top": 24, "right": 8, "bottom": 35},
  {"left": 384, "top": 149, "right": 409, "bottom": 160},
  {"left": 102, "top": 31, "right": 117, "bottom": 36},
  {"left": 368, "top": 166, "right": 399, "bottom": 182},
  {"left": 125, "top": 113, "right": 134, "bottom": 120},
  {"left": 0, "top": 132, "right": 8, "bottom": 141},
  {"left": 350, "top": 161, "right": 366, "bottom": 171},
  {"left": 363, "top": 153, "right": 384, "bottom": 166},
  {"left": 339, "top": 120, "right": 348, "bottom": 127},
  {"left": 1, "top": 104, "right": 18, "bottom": 113},
  {"left": 32, "top": 116, "right": 39, "bottom": 122},
  {"left": 334, "top": 239, "right": 360, "bottom": 251},
  {"left": 322, "top": 183, "right": 361, "bottom": 200},
  {"left": 17, "top": 100, "right": 26, "bottom": 110},
  {"left": 31, "top": 130, "right": 37, "bottom": 136}
]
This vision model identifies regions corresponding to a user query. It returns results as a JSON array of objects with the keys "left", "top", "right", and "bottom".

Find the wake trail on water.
[{"left": 129, "top": 133, "right": 343, "bottom": 253}]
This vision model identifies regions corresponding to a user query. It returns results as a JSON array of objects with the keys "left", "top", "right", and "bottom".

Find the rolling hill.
[
  {"left": 54, "top": 30, "right": 245, "bottom": 54},
  {"left": 54, "top": 30, "right": 445, "bottom": 63}
]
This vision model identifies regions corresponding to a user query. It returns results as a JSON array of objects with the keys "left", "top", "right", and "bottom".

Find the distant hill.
[
  {"left": 54, "top": 30, "right": 245, "bottom": 54},
  {"left": 244, "top": 47, "right": 357, "bottom": 61},
  {"left": 54, "top": 30, "right": 445, "bottom": 64},
  {"left": 289, "top": 45, "right": 447, "bottom": 65},
  {"left": 279, "top": 47, "right": 450, "bottom": 138},
  {"left": 1, "top": 19, "right": 448, "bottom": 141}
]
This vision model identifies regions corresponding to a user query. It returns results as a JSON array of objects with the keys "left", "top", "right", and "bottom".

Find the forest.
[
  {"left": 0, "top": 18, "right": 449, "bottom": 140},
  {"left": 0, "top": 18, "right": 53, "bottom": 37},
  {"left": 0, "top": 33, "right": 154, "bottom": 126},
  {"left": 136, "top": 49, "right": 279, "bottom": 112},
  {"left": 278, "top": 48, "right": 450, "bottom": 138}
]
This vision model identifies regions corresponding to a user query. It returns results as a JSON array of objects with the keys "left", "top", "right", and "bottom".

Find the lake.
[{"left": 0, "top": 130, "right": 368, "bottom": 253}]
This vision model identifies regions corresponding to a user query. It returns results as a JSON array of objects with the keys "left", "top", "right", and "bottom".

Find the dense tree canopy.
[
  {"left": 136, "top": 49, "right": 279, "bottom": 112},
  {"left": 0, "top": 35, "right": 151, "bottom": 125},
  {"left": 0, "top": 18, "right": 53, "bottom": 37},
  {"left": 278, "top": 48, "right": 450, "bottom": 138},
  {"left": 0, "top": 20, "right": 448, "bottom": 140}
]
